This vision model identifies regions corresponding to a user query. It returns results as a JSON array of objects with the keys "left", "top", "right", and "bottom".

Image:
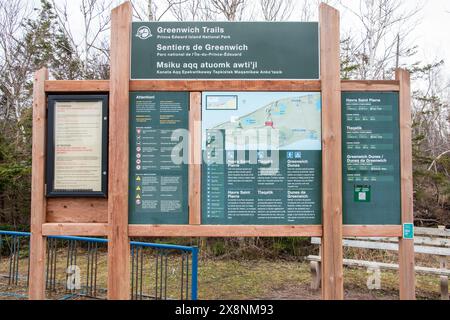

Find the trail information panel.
[
  {"left": 131, "top": 22, "right": 319, "bottom": 80},
  {"left": 202, "top": 92, "right": 322, "bottom": 225},
  {"left": 129, "top": 92, "right": 189, "bottom": 224},
  {"left": 342, "top": 92, "right": 401, "bottom": 225}
]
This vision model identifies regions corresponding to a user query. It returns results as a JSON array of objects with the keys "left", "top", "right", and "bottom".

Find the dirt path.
[{"left": 260, "top": 283, "right": 398, "bottom": 300}]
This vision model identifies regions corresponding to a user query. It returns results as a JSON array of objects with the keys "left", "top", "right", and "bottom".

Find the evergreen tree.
[
  {"left": 0, "top": 0, "right": 82, "bottom": 227},
  {"left": 24, "top": 0, "right": 82, "bottom": 79}
]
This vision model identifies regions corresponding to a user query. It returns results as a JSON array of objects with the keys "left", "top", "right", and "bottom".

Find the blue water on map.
[{"left": 316, "top": 99, "right": 322, "bottom": 111}]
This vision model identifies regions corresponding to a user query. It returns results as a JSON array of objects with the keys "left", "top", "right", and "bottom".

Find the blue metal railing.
[{"left": 0, "top": 231, "right": 198, "bottom": 300}]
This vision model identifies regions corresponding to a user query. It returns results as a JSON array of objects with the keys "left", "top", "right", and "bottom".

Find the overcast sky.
[
  {"left": 36, "top": 0, "right": 450, "bottom": 74},
  {"left": 413, "top": 1, "right": 450, "bottom": 69}
]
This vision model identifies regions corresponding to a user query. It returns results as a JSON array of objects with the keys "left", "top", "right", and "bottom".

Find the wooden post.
[
  {"left": 396, "top": 68, "right": 416, "bottom": 300},
  {"left": 319, "top": 4, "right": 344, "bottom": 300},
  {"left": 29, "top": 68, "right": 49, "bottom": 300},
  {"left": 189, "top": 92, "right": 202, "bottom": 225},
  {"left": 440, "top": 256, "right": 449, "bottom": 300},
  {"left": 107, "top": 2, "right": 132, "bottom": 300}
]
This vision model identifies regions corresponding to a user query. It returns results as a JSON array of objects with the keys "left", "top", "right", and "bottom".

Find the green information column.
[
  {"left": 342, "top": 92, "right": 401, "bottom": 225},
  {"left": 129, "top": 92, "right": 189, "bottom": 224}
]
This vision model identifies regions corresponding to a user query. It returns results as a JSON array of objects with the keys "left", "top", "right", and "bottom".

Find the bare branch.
[
  {"left": 259, "top": 0, "right": 293, "bottom": 21},
  {"left": 210, "top": 0, "right": 246, "bottom": 21},
  {"left": 338, "top": 0, "right": 424, "bottom": 80},
  {"left": 170, "top": 0, "right": 217, "bottom": 21}
]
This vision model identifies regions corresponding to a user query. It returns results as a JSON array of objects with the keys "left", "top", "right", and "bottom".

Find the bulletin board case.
[{"left": 46, "top": 94, "right": 109, "bottom": 198}]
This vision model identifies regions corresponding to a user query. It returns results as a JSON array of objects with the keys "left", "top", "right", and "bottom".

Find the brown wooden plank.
[
  {"left": 44, "top": 80, "right": 399, "bottom": 93},
  {"left": 42, "top": 222, "right": 403, "bottom": 237},
  {"left": 341, "top": 80, "right": 400, "bottom": 92},
  {"left": 41, "top": 222, "right": 404, "bottom": 237},
  {"left": 45, "top": 80, "right": 109, "bottom": 92},
  {"left": 189, "top": 93, "right": 202, "bottom": 225},
  {"left": 320, "top": 3, "right": 344, "bottom": 300},
  {"left": 44, "top": 80, "right": 399, "bottom": 94},
  {"left": 396, "top": 69, "right": 416, "bottom": 300},
  {"left": 129, "top": 225, "right": 323, "bottom": 238},
  {"left": 29, "top": 68, "right": 48, "bottom": 300},
  {"left": 46, "top": 198, "right": 108, "bottom": 223},
  {"left": 42, "top": 223, "right": 109, "bottom": 236},
  {"left": 107, "top": 2, "right": 132, "bottom": 300},
  {"left": 343, "top": 225, "right": 402, "bottom": 237},
  {"left": 130, "top": 80, "right": 321, "bottom": 92}
]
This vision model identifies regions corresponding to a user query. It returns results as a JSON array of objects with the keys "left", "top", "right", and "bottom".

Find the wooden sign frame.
[
  {"left": 46, "top": 94, "right": 109, "bottom": 198},
  {"left": 28, "top": 2, "right": 415, "bottom": 300}
]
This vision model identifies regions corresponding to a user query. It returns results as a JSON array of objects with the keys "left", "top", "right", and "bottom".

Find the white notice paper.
[{"left": 53, "top": 101, "right": 103, "bottom": 192}]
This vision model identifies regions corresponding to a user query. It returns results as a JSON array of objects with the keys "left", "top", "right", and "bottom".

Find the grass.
[
  {"left": 197, "top": 259, "right": 311, "bottom": 300},
  {"left": 197, "top": 258, "right": 445, "bottom": 300}
]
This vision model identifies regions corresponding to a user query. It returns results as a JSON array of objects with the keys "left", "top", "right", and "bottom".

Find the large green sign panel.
[
  {"left": 131, "top": 22, "right": 319, "bottom": 80},
  {"left": 342, "top": 92, "right": 401, "bottom": 225},
  {"left": 202, "top": 92, "right": 322, "bottom": 225},
  {"left": 129, "top": 92, "right": 189, "bottom": 224}
]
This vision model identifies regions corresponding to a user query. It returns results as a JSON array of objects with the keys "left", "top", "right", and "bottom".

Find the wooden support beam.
[
  {"left": 40, "top": 223, "right": 406, "bottom": 238},
  {"left": 341, "top": 80, "right": 400, "bottom": 92},
  {"left": 107, "top": 2, "right": 132, "bottom": 300},
  {"left": 189, "top": 93, "right": 202, "bottom": 225},
  {"left": 44, "top": 80, "right": 401, "bottom": 93},
  {"left": 320, "top": 4, "right": 344, "bottom": 300},
  {"left": 42, "top": 223, "right": 109, "bottom": 236},
  {"left": 45, "top": 80, "right": 109, "bottom": 92},
  {"left": 130, "top": 80, "right": 321, "bottom": 92},
  {"left": 396, "top": 69, "right": 416, "bottom": 300},
  {"left": 129, "top": 225, "right": 323, "bottom": 238},
  {"left": 343, "top": 225, "right": 403, "bottom": 238},
  {"left": 39, "top": 223, "right": 404, "bottom": 238},
  {"left": 29, "top": 68, "right": 48, "bottom": 300},
  {"left": 40, "top": 223, "right": 407, "bottom": 238}
]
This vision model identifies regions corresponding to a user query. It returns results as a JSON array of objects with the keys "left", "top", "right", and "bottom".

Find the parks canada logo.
[{"left": 136, "top": 26, "right": 152, "bottom": 40}]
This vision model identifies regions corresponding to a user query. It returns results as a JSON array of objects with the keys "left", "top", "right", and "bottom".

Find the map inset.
[
  {"left": 206, "top": 95, "right": 238, "bottom": 110},
  {"left": 204, "top": 93, "right": 321, "bottom": 150}
]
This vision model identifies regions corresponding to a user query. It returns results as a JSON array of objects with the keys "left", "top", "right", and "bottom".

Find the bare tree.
[
  {"left": 411, "top": 60, "right": 450, "bottom": 225},
  {"left": 298, "top": 0, "right": 336, "bottom": 21},
  {"left": 170, "top": 0, "right": 217, "bottom": 21},
  {"left": 0, "top": 0, "right": 34, "bottom": 123},
  {"left": 132, "top": 0, "right": 190, "bottom": 22},
  {"left": 412, "top": 61, "right": 450, "bottom": 159},
  {"left": 210, "top": 0, "right": 246, "bottom": 21},
  {"left": 338, "top": 0, "right": 423, "bottom": 80},
  {"left": 259, "top": 0, "right": 293, "bottom": 21},
  {"left": 50, "top": 0, "right": 113, "bottom": 79},
  {"left": 0, "top": 0, "right": 44, "bottom": 225},
  {"left": 131, "top": 0, "right": 156, "bottom": 21}
]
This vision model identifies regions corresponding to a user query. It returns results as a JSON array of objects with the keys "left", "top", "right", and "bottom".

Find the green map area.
[{"left": 209, "top": 94, "right": 321, "bottom": 150}]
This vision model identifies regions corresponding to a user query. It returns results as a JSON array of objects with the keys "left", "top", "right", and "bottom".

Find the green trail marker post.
[{"left": 403, "top": 223, "right": 414, "bottom": 240}]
